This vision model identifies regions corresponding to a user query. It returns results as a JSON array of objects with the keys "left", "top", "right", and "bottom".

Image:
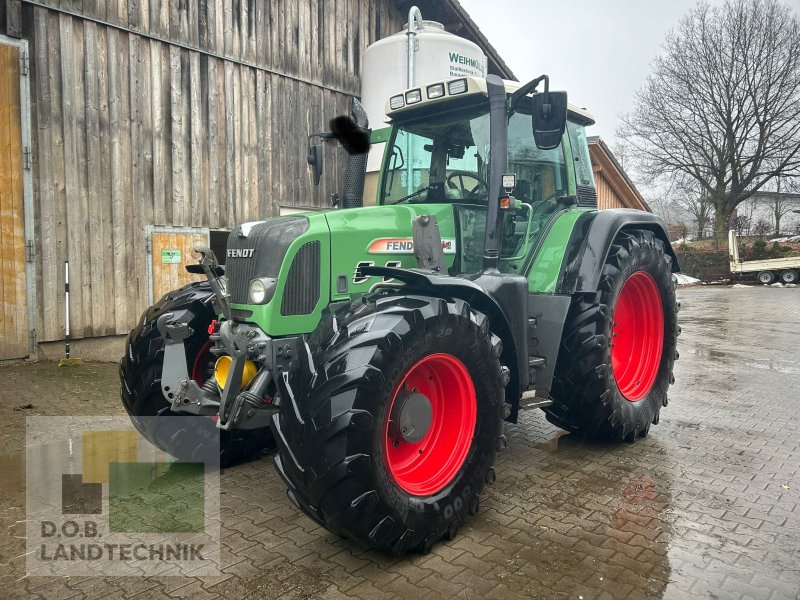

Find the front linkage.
[{"left": 157, "top": 245, "right": 303, "bottom": 431}]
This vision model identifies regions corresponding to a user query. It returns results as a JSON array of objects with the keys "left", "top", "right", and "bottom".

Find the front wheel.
[
  {"left": 120, "top": 282, "right": 274, "bottom": 466},
  {"left": 545, "top": 229, "right": 679, "bottom": 442},
  {"left": 272, "top": 295, "right": 507, "bottom": 555},
  {"left": 780, "top": 270, "right": 797, "bottom": 284}
]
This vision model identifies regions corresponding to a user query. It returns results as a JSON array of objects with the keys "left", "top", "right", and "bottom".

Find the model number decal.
[
  {"left": 352, "top": 260, "right": 403, "bottom": 285},
  {"left": 367, "top": 238, "right": 456, "bottom": 254}
]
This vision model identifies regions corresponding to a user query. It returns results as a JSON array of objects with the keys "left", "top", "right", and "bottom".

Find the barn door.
[
  {"left": 0, "top": 38, "right": 30, "bottom": 360},
  {"left": 146, "top": 227, "right": 209, "bottom": 305}
]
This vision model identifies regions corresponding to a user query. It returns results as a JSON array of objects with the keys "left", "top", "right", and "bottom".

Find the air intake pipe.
[
  {"left": 341, "top": 98, "right": 370, "bottom": 209},
  {"left": 482, "top": 75, "right": 508, "bottom": 272}
]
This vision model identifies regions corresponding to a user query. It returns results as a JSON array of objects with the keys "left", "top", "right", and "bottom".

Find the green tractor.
[{"left": 120, "top": 74, "right": 679, "bottom": 554}]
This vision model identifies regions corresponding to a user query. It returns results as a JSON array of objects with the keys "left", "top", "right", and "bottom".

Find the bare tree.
[
  {"left": 739, "top": 196, "right": 760, "bottom": 236},
  {"left": 619, "top": 0, "right": 800, "bottom": 241},
  {"left": 753, "top": 219, "right": 772, "bottom": 238},
  {"left": 732, "top": 214, "right": 750, "bottom": 236},
  {"left": 668, "top": 175, "right": 714, "bottom": 238},
  {"left": 763, "top": 176, "right": 800, "bottom": 234},
  {"left": 678, "top": 195, "right": 714, "bottom": 239}
]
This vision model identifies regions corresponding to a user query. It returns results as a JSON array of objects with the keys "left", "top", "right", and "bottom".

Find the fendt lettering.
[{"left": 226, "top": 248, "right": 255, "bottom": 258}]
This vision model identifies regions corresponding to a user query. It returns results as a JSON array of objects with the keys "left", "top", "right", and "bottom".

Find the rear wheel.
[
  {"left": 119, "top": 282, "right": 274, "bottom": 466},
  {"left": 545, "top": 229, "right": 679, "bottom": 442},
  {"left": 757, "top": 271, "right": 775, "bottom": 284},
  {"left": 271, "top": 295, "right": 507, "bottom": 554},
  {"left": 780, "top": 270, "right": 797, "bottom": 284}
]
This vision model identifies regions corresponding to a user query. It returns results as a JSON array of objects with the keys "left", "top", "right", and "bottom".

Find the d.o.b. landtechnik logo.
[{"left": 26, "top": 417, "right": 220, "bottom": 576}]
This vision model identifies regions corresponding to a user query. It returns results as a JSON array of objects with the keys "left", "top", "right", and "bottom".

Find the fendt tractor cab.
[{"left": 120, "top": 31, "right": 680, "bottom": 556}]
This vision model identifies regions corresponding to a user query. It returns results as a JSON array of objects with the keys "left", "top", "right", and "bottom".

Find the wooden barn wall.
[
  {"left": 595, "top": 171, "right": 626, "bottom": 211},
  {"left": 23, "top": 0, "right": 405, "bottom": 342}
]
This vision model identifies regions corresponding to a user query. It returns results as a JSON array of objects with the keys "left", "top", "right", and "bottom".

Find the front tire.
[
  {"left": 545, "top": 229, "right": 679, "bottom": 442},
  {"left": 119, "top": 282, "right": 274, "bottom": 466},
  {"left": 272, "top": 295, "right": 507, "bottom": 554},
  {"left": 780, "top": 270, "right": 797, "bottom": 284}
]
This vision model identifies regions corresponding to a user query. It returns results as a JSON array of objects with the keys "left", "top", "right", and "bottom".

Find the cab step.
[{"left": 519, "top": 390, "right": 553, "bottom": 411}]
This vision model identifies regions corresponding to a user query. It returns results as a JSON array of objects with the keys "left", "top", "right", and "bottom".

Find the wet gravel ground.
[{"left": 0, "top": 285, "right": 798, "bottom": 599}]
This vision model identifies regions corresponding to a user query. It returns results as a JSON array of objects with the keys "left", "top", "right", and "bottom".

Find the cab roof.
[{"left": 385, "top": 76, "right": 595, "bottom": 126}]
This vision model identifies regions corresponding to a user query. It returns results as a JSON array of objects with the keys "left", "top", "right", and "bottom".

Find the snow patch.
[
  {"left": 771, "top": 235, "right": 800, "bottom": 243},
  {"left": 675, "top": 273, "right": 701, "bottom": 286},
  {"left": 732, "top": 283, "right": 750, "bottom": 288}
]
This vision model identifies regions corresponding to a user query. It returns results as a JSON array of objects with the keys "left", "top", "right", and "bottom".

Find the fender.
[
  {"left": 556, "top": 209, "right": 680, "bottom": 294},
  {"left": 360, "top": 266, "right": 527, "bottom": 419}
]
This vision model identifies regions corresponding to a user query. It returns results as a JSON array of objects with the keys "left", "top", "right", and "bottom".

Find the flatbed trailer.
[{"left": 729, "top": 230, "right": 800, "bottom": 284}]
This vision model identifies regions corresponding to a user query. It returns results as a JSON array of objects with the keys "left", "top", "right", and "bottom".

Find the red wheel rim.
[
  {"left": 384, "top": 353, "right": 477, "bottom": 496},
  {"left": 191, "top": 339, "right": 214, "bottom": 385},
  {"left": 611, "top": 272, "right": 664, "bottom": 401}
]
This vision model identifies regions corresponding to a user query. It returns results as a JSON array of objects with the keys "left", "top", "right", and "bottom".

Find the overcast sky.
[{"left": 459, "top": 0, "right": 731, "bottom": 146}]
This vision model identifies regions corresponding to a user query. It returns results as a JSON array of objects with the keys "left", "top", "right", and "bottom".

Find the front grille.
[
  {"left": 226, "top": 217, "right": 309, "bottom": 304},
  {"left": 281, "top": 241, "right": 321, "bottom": 316},
  {"left": 576, "top": 185, "right": 598, "bottom": 208}
]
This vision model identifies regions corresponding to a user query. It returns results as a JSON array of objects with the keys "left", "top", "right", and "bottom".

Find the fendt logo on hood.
[
  {"left": 368, "top": 238, "right": 456, "bottom": 255},
  {"left": 227, "top": 248, "right": 255, "bottom": 259}
]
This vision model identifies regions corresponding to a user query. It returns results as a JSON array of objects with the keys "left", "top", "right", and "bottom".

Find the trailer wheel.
[
  {"left": 119, "top": 282, "right": 274, "bottom": 467},
  {"left": 271, "top": 295, "right": 506, "bottom": 555},
  {"left": 545, "top": 229, "right": 679, "bottom": 442},
  {"left": 780, "top": 270, "right": 797, "bottom": 284},
  {"left": 757, "top": 271, "right": 775, "bottom": 284}
]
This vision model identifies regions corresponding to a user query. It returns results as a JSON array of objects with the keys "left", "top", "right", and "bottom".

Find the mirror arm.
[
  {"left": 509, "top": 74, "right": 550, "bottom": 114},
  {"left": 308, "top": 131, "right": 334, "bottom": 146}
]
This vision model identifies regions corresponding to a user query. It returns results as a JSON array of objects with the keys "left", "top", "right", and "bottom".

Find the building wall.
[
  {"left": 20, "top": 0, "right": 405, "bottom": 342},
  {"left": 594, "top": 169, "right": 628, "bottom": 210}
]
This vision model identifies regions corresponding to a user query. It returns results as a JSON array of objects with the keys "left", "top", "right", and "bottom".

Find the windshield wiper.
[
  {"left": 391, "top": 183, "right": 443, "bottom": 204},
  {"left": 390, "top": 183, "right": 442, "bottom": 205}
]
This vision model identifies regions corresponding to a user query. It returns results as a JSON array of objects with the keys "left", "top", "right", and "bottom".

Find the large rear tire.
[
  {"left": 119, "top": 282, "right": 274, "bottom": 467},
  {"left": 271, "top": 295, "right": 507, "bottom": 555},
  {"left": 545, "top": 229, "right": 679, "bottom": 442}
]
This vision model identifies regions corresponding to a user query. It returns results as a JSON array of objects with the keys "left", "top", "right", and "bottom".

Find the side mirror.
[
  {"left": 532, "top": 91, "right": 567, "bottom": 150},
  {"left": 307, "top": 144, "right": 323, "bottom": 186},
  {"left": 329, "top": 116, "right": 370, "bottom": 155}
]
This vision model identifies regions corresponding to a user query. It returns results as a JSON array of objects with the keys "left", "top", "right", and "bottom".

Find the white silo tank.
[{"left": 360, "top": 10, "right": 488, "bottom": 204}]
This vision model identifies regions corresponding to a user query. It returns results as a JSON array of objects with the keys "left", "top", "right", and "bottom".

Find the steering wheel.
[{"left": 445, "top": 171, "right": 489, "bottom": 200}]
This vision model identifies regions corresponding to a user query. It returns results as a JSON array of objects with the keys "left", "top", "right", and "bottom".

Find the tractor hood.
[
  {"left": 226, "top": 204, "right": 458, "bottom": 337},
  {"left": 324, "top": 203, "right": 458, "bottom": 301}
]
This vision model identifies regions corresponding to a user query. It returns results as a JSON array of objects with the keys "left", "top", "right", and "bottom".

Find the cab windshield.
[{"left": 381, "top": 99, "right": 570, "bottom": 272}]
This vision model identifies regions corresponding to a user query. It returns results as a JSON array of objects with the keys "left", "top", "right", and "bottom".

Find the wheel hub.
[
  {"left": 383, "top": 353, "right": 477, "bottom": 496},
  {"left": 390, "top": 390, "right": 433, "bottom": 444}
]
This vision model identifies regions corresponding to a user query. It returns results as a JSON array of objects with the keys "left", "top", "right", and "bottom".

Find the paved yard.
[{"left": 1, "top": 285, "right": 799, "bottom": 599}]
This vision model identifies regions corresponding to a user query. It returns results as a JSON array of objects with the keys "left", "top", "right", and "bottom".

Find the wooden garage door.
[
  {"left": 0, "top": 42, "right": 28, "bottom": 360},
  {"left": 150, "top": 230, "right": 209, "bottom": 304}
]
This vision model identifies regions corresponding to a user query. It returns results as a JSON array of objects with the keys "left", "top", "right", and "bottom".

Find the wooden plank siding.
[
  {"left": 588, "top": 138, "right": 649, "bottom": 213},
  {"left": 0, "top": 42, "right": 29, "bottom": 359},
  {"left": 149, "top": 230, "right": 208, "bottom": 303},
  {"left": 595, "top": 170, "right": 628, "bottom": 210},
  {"left": 24, "top": 1, "right": 405, "bottom": 342}
]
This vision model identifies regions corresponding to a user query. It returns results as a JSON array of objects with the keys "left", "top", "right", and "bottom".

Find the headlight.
[
  {"left": 426, "top": 83, "right": 445, "bottom": 99},
  {"left": 447, "top": 78, "right": 468, "bottom": 95},
  {"left": 389, "top": 94, "right": 405, "bottom": 110},
  {"left": 405, "top": 89, "right": 422, "bottom": 104},
  {"left": 248, "top": 278, "right": 276, "bottom": 304}
]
